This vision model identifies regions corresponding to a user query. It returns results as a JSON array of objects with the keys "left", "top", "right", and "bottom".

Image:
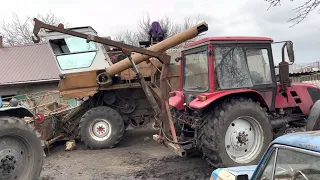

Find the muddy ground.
[{"left": 39, "top": 125, "right": 213, "bottom": 180}]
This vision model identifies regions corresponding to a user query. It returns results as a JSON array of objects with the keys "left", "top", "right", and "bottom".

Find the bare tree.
[
  {"left": 0, "top": 11, "right": 70, "bottom": 46},
  {"left": 266, "top": 0, "right": 320, "bottom": 27},
  {"left": 114, "top": 13, "right": 202, "bottom": 48}
]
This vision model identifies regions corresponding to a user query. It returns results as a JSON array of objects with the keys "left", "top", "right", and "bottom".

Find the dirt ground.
[{"left": 39, "top": 125, "right": 213, "bottom": 180}]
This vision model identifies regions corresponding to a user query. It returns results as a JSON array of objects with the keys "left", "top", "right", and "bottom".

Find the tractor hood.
[{"left": 210, "top": 165, "right": 257, "bottom": 180}]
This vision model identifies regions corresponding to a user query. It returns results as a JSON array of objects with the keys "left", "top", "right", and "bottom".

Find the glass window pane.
[
  {"left": 57, "top": 52, "right": 96, "bottom": 70},
  {"left": 183, "top": 50, "right": 209, "bottom": 91},
  {"left": 256, "top": 149, "right": 276, "bottom": 179},
  {"left": 274, "top": 148, "right": 320, "bottom": 179},
  {"left": 214, "top": 46, "right": 253, "bottom": 89},
  {"left": 246, "top": 49, "right": 272, "bottom": 85},
  {"left": 64, "top": 37, "right": 97, "bottom": 53}
]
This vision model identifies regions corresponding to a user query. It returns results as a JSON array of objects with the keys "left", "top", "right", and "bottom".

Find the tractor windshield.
[
  {"left": 214, "top": 45, "right": 272, "bottom": 90},
  {"left": 49, "top": 37, "right": 98, "bottom": 70},
  {"left": 183, "top": 49, "right": 209, "bottom": 92}
]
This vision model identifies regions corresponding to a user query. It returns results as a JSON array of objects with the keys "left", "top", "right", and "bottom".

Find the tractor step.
[{"left": 153, "top": 134, "right": 186, "bottom": 157}]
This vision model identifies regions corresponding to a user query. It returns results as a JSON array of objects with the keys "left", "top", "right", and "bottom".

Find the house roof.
[{"left": 0, "top": 43, "right": 60, "bottom": 86}]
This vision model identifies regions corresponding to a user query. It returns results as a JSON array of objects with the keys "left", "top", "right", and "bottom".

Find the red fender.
[
  {"left": 169, "top": 91, "right": 185, "bottom": 110},
  {"left": 189, "top": 89, "right": 267, "bottom": 109}
]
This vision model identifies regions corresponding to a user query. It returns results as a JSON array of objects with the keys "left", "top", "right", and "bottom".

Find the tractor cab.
[
  {"left": 42, "top": 26, "right": 112, "bottom": 75},
  {"left": 175, "top": 37, "right": 294, "bottom": 111}
]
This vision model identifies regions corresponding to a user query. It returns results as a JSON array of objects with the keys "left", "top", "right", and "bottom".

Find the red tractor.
[
  {"left": 30, "top": 19, "right": 320, "bottom": 168},
  {"left": 167, "top": 37, "right": 320, "bottom": 167}
]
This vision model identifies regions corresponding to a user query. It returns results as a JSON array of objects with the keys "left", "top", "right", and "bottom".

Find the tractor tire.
[
  {"left": 198, "top": 97, "right": 273, "bottom": 168},
  {"left": 0, "top": 116, "right": 44, "bottom": 180},
  {"left": 79, "top": 106, "right": 125, "bottom": 149}
]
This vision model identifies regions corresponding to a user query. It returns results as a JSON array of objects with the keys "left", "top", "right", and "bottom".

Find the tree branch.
[
  {"left": 265, "top": 0, "right": 320, "bottom": 27},
  {"left": 0, "top": 11, "right": 70, "bottom": 46},
  {"left": 114, "top": 13, "right": 202, "bottom": 48}
]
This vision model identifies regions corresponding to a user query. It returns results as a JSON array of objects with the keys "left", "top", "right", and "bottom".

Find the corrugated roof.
[{"left": 0, "top": 43, "right": 60, "bottom": 86}]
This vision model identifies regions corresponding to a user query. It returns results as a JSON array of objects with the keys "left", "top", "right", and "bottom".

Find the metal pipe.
[
  {"left": 271, "top": 115, "right": 304, "bottom": 129},
  {"left": 105, "top": 22, "right": 208, "bottom": 76}
]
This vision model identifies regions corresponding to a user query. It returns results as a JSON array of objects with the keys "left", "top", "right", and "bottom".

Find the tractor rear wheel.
[
  {"left": 199, "top": 97, "right": 273, "bottom": 167},
  {"left": 79, "top": 106, "right": 125, "bottom": 149},
  {"left": 0, "top": 116, "right": 44, "bottom": 180}
]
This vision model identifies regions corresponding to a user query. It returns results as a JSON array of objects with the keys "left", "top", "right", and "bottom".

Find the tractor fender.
[
  {"left": 189, "top": 89, "right": 267, "bottom": 109},
  {"left": 0, "top": 106, "right": 34, "bottom": 119},
  {"left": 168, "top": 91, "right": 185, "bottom": 110},
  {"left": 306, "top": 99, "right": 320, "bottom": 131}
]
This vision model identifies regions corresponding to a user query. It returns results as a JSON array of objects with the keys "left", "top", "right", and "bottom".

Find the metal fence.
[{"left": 291, "top": 73, "right": 320, "bottom": 86}]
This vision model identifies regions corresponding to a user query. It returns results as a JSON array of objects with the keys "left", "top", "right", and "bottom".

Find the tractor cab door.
[
  {"left": 43, "top": 27, "right": 112, "bottom": 99},
  {"left": 181, "top": 45, "right": 210, "bottom": 104},
  {"left": 213, "top": 43, "right": 277, "bottom": 110}
]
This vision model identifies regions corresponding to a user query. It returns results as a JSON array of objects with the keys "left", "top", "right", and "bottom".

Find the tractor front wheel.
[
  {"left": 79, "top": 106, "right": 125, "bottom": 149},
  {"left": 0, "top": 117, "right": 44, "bottom": 180},
  {"left": 199, "top": 97, "right": 273, "bottom": 167}
]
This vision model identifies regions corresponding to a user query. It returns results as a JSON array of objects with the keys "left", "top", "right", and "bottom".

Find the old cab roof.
[
  {"left": 186, "top": 36, "right": 274, "bottom": 48},
  {"left": 272, "top": 130, "right": 320, "bottom": 153}
]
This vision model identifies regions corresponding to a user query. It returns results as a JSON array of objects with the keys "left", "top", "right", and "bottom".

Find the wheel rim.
[
  {"left": 0, "top": 136, "right": 33, "bottom": 179},
  {"left": 225, "top": 116, "right": 264, "bottom": 164},
  {"left": 89, "top": 119, "right": 112, "bottom": 141}
]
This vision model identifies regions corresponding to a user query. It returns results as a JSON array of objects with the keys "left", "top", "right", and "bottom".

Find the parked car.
[{"left": 210, "top": 130, "right": 320, "bottom": 180}]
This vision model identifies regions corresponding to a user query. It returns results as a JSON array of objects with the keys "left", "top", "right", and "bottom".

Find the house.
[{"left": 0, "top": 36, "right": 63, "bottom": 105}]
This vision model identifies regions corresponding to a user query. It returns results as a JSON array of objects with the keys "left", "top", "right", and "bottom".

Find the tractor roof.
[
  {"left": 186, "top": 36, "right": 274, "bottom": 48},
  {"left": 272, "top": 130, "right": 320, "bottom": 153}
]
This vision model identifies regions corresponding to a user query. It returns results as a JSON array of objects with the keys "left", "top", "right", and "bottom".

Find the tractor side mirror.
[
  {"left": 286, "top": 41, "right": 294, "bottom": 63},
  {"left": 282, "top": 41, "right": 294, "bottom": 63}
]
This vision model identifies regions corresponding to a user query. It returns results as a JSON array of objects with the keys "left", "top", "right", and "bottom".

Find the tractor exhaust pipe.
[{"left": 271, "top": 115, "right": 305, "bottom": 129}]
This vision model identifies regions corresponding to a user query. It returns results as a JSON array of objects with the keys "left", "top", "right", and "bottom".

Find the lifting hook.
[
  {"left": 31, "top": 34, "right": 40, "bottom": 43},
  {"left": 32, "top": 18, "right": 41, "bottom": 43}
]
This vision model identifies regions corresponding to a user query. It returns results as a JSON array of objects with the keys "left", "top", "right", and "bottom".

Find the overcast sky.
[{"left": 1, "top": 0, "right": 319, "bottom": 65}]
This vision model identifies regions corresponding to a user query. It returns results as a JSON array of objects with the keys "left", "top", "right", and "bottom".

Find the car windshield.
[
  {"left": 182, "top": 50, "right": 209, "bottom": 91},
  {"left": 258, "top": 146, "right": 320, "bottom": 180},
  {"left": 49, "top": 37, "right": 97, "bottom": 70},
  {"left": 274, "top": 148, "right": 320, "bottom": 180}
]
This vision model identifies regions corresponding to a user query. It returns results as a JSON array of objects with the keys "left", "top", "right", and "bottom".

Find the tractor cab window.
[
  {"left": 246, "top": 48, "right": 272, "bottom": 85},
  {"left": 214, "top": 45, "right": 273, "bottom": 90},
  {"left": 49, "top": 37, "right": 98, "bottom": 70},
  {"left": 183, "top": 50, "right": 209, "bottom": 92},
  {"left": 214, "top": 46, "right": 253, "bottom": 89}
]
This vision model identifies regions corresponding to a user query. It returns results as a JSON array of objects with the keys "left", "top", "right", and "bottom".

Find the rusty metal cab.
[{"left": 41, "top": 26, "right": 181, "bottom": 99}]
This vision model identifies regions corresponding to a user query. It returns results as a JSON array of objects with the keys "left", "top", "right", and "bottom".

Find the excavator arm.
[{"left": 32, "top": 18, "right": 208, "bottom": 156}]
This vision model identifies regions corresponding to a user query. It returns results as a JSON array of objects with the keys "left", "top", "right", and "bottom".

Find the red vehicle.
[
  {"left": 30, "top": 19, "right": 320, "bottom": 168},
  {"left": 168, "top": 37, "right": 320, "bottom": 167}
]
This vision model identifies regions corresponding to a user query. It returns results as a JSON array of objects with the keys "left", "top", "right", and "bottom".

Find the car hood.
[{"left": 211, "top": 165, "right": 257, "bottom": 180}]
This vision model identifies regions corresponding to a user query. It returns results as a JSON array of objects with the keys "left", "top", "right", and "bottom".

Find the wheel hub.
[
  {"left": 237, "top": 131, "right": 249, "bottom": 145},
  {"left": 93, "top": 121, "right": 109, "bottom": 137},
  {"left": 0, "top": 155, "right": 17, "bottom": 174},
  {"left": 230, "top": 128, "right": 250, "bottom": 152},
  {"left": 89, "top": 119, "right": 112, "bottom": 141},
  {"left": 225, "top": 117, "right": 263, "bottom": 164},
  {"left": 0, "top": 149, "right": 20, "bottom": 178}
]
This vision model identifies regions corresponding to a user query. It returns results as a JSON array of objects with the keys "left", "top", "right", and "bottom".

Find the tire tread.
[{"left": 198, "top": 97, "right": 272, "bottom": 167}]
